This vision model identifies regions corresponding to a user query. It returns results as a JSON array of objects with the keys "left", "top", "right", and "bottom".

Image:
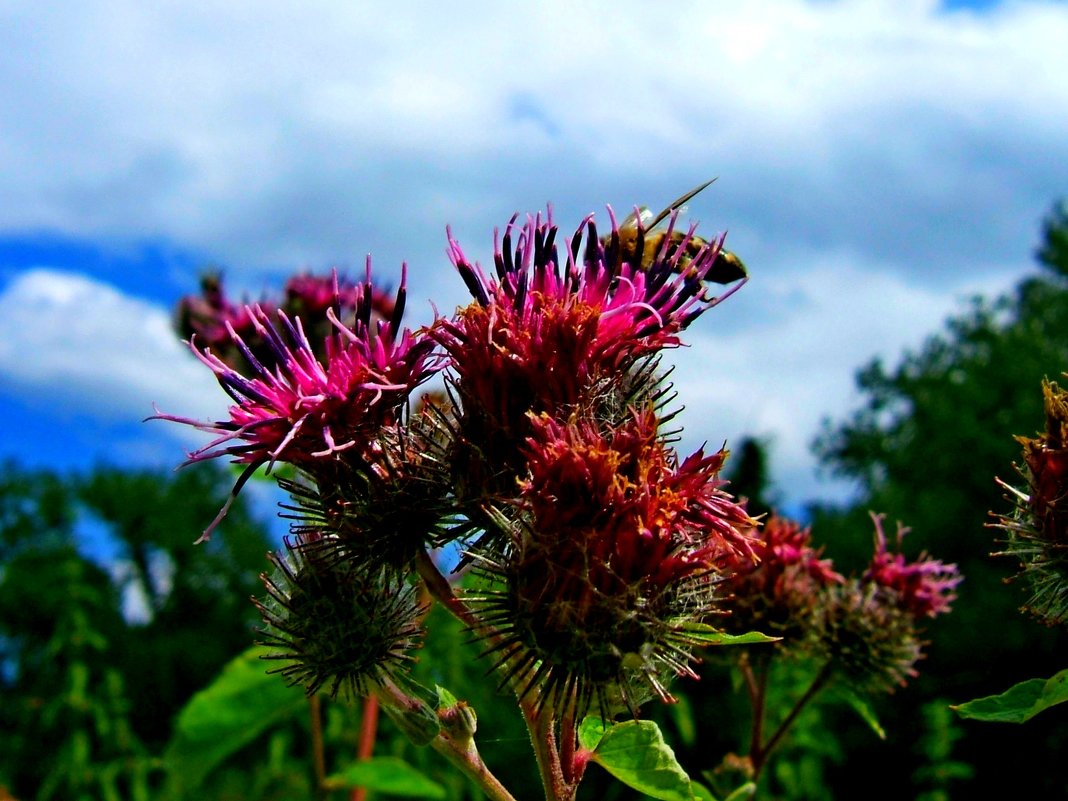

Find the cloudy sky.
[{"left": 1, "top": 0, "right": 1066, "bottom": 523}]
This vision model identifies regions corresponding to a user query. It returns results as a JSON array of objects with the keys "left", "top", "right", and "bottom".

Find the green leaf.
[
  {"left": 588, "top": 719, "right": 695, "bottom": 801},
  {"left": 952, "top": 668, "right": 1068, "bottom": 723},
  {"left": 691, "top": 780, "right": 720, "bottom": 801},
  {"left": 435, "top": 684, "right": 459, "bottom": 708},
  {"left": 670, "top": 693, "right": 698, "bottom": 748},
  {"left": 722, "top": 783, "right": 757, "bottom": 801},
  {"left": 836, "top": 689, "right": 886, "bottom": 740},
  {"left": 162, "top": 646, "right": 305, "bottom": 796},
  {"left": 676, "top": 622, "right": 780, "bottom": 646},
  {"left": 578, "top": 716, "right": 608, "bottom": 751},
  {"left": 327, "top": 756, "right": 447, "bottom": 799}
]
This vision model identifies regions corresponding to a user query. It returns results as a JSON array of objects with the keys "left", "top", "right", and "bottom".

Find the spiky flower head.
[
  {"left": 471, "top": 408, "right": 759, "bottom": 720},
  {"left": 255, "top": 534, "right": 426, "bottom": 699},
  {"left": 863, "top": 513, "right": 961, "bottom": 620},
  {"left": 815, "top": 514, "right": 959, "bottom": 693},
  {"left": 155, "top": 262, "right": 442, "bottom": 541},
  {"left": 278, "top": 411, "right": 456, "bottom": 571},
  {"left": 816, "top": 579, "right": 925, "bottom": 694},
  {"left": 993, "top": 377, "right": 1068, "bottom": 625},
  {"left": 435, "top": 207, "right": 744, "bottom": 501},
  {"left": 719, "top": 515, "right": 844, "bottom": 645}
]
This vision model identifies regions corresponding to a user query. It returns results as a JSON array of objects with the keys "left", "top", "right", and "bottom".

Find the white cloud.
[
  {"left": 0, "top": 0, "right": 1065, "bottom": 505},
  {"left": 1, "top": 0, "right": 1065, "bottom": 282},
  {"left": 666, "top": 256, "right": 1022, "bottom": 508},
  {"left": 0, "top": 269, "right": 226, "bottom": 434}
]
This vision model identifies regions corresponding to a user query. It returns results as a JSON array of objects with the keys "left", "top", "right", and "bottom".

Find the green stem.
[
  {"left": 426, "top": 731, "right": 518, "bottom": 801},
  {"left": 374, "top": 675, "right": 518, "bottom": 801}
]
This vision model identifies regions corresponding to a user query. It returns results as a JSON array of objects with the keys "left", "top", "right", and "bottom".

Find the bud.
[
  {"left": 280, "top": 414, "right": 455, "bottom": 572},
  {"left": 255, "top": 535, "right": 425, "bottom": 699},
  {"left": 814, "top": 514, "right": 959, "bottom": 693},
  {"left": 816, "top": 579, "right": 924, "bottom": 694}
]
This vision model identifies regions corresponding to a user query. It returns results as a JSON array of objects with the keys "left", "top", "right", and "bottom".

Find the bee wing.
[
  {"left": 645, "top": 178, "right": 718, "bottom": 230},
  {"left": 619, "top": 205, "right": 655, "bottom": 231},
  {"left": 705, "top": 249, "right": 748, "bottom": 284}
]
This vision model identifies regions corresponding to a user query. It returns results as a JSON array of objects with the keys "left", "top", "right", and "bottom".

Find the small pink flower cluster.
[
  {"left": 719, "top": 512, "right": 959, "bottom": 693},
  {"left": 864, "top": 514, "right": 961, "bottom": 620}
]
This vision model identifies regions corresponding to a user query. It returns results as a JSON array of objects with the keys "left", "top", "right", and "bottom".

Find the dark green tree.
[
  {"left": 723, "top": 436, "right": 779, "bottom": 521},
  {"left": 0, "top": 462, "right": 275, "bottom": 799},
  {"left": 77, "top": 467, "right": 273, "bottom": 749},
  {"left": 810, "top": 202, "right": 1068, "bottom": 797}
]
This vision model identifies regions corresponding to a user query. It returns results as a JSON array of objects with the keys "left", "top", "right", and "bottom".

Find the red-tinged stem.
[
  {"left": 414, "top": 550, "right": 580, "bottom": 800},
  {"left": 740, "top": 652, "right": 770, "bottom": 764},
  {"left": 310, "top": 695, "right": 327, "bottom": 801},
  {"left": 351, "top": 695, "right": 379, "bottom": 801},
  {"left": 415, "top": 549, "right": 484, "bottom": 631},
  {"left": 521, "top": 701, "right": 581, "bottom": 801}
]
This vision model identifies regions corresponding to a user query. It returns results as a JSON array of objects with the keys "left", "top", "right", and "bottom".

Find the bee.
[{"left": 609, "top": 178, "right": 747, "bottom": 285}]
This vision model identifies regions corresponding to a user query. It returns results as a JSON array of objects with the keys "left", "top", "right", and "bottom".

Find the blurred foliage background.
[{"left": 3, "top": 204, "right": 1068, "bottom": 799}]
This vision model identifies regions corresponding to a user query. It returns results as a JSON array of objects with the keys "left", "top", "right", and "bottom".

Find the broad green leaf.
[
  {"left": 578, "top": 716, "right": 608, "bottom": 751},
  {"left": 588, "top": 720, "right": 695, "bottom": 801},
  {"left": 676, "top": 622, "right": 779, "bottom": 646},
  {"left": 162, "top": 646, "right": 305, "bottom": 796},
  {"left": 952, "top": 669, "right": 1068, "bottom": 723},
  {"left": 327, "top": 756, "right": 447, "bottom": 799}
]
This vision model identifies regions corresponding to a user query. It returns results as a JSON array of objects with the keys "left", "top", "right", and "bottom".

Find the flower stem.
[
  {"left": 309, "top": 694, "right": 327, "bottom": 801},
  {"left": 521, "top": 702, "right": 577, "bottom": 801},
  {"left": 351, "top": 694, "right": 379, "bottom": 801},
  {"left": 373, "top": 675, "right": 518, "bottom": 801},
  {"left": 415, "top": 548, "right": 483, "bottom": 631},
  {"left": 750, "top": 661, "right": 833, "bottom": 782},
  {"left": 740, "top": 651, "right": 769, "bottom": 764}
]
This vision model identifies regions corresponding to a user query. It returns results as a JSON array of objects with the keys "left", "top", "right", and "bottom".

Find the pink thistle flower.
[
  {"left": 993, "top": 378, "right": 1068, "bottom": 624},
  {"left": 519, "top": 409, "right": 758, "bottom": 586},
  {"left": 435, "top": 208, "right": 745, "bottom": 497},
  {"left": 863, "top": 513, "right": 961, "bottom": 620},
  {"left": 720, "top": 515, "right": 844, "bottom": 640},
  {"left": 176, "top": 273, "right": 277, "bottom": 372},
  {"left": 154, "top": 262, "right": 441, "bottom": 542},
  {"left": 472, "top": 408, "right": 758, "bottom": 717},
  {"left": 442, "top": 206, "right": 741, "bottom": 376}
]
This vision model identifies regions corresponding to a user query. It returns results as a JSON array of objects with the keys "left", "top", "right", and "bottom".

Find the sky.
[{"left": 1, "top": 0, "right": 1066, "bottom": 527}]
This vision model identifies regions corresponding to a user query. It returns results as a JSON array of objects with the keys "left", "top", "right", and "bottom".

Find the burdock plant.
[
  {"left": 157, "top": 192, "right": 960, "bottom": 800},
  {"left": 955, "top": 377, "right": 1068, "bottom": 724}
]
